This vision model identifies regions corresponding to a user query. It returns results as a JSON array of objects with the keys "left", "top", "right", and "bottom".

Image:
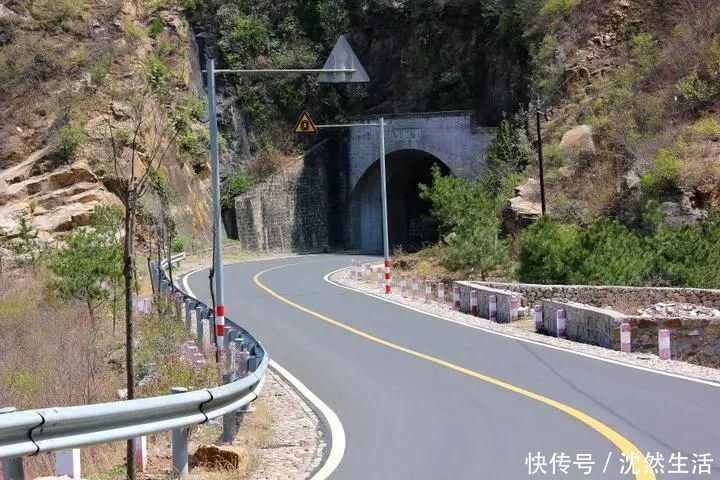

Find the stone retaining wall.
[
  {"left": 234, "top": 139, "right": 347, "bottom": 252},
  {"left": 455, "top": 281, "right": 522, "bottom": 324},
  {"left": 474, "top": 281, "right": 720, "bottom": 312},
  {"left": 541, "top": 300, "right": 624, "bottom": 349}
]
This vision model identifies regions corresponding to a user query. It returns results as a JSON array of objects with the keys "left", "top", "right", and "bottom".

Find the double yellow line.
[{"left": 254, "top": 263, "right": 655, "bottom": 480}]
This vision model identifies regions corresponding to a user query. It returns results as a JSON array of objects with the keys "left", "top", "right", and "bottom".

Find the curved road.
[{"left": 186, "top": 254, "right": 720, "bottom": 479}]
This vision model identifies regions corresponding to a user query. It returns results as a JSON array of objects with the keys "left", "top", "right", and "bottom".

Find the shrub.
[
  {"left": 517, "top": 216, "right": 581, "bottom": 284},
  {"left": 686, "top": 117, "right": 720, "bottom": 140},
  {"left": 539, "top": 0, "right": 577, "bottom": 21},
  {"left": 677, "top": 71, "right": 719, "bottom": 105},
  {"left": 222, "top": 15, "right": 269, "bottom": 66},
  {"left": 419, "top": 166, "right": 509, "bottom": 278},
  {"left": 171, "top": 235, "right": 188, "bottom": 253},
  {"left": 640, "top": 148, "right": 683, "bottom": 196},
  {"left": 147, "top": 18, "right": 165, "bottom": 38},
  {"left": 221, "top": 173, "right": 254, "bottom": 208},
  {"left": 146, "top": 55, "right": 171, "bottom": 95},
  {"left": 55, "top": 122, "right": 86, "bottom": 161}
]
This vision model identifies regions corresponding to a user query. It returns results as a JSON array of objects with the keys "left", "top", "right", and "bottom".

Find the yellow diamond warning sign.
[{"left": 293, "top": 112, "right": 318, "bottom": 135}]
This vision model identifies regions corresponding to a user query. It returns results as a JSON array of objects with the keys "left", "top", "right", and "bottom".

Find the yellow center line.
[{"left": 254, "top": 263, "right": 655, "bottom": 480}]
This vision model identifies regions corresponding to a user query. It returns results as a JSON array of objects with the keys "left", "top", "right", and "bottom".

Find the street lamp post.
[
  {"left": 204, "top": 36, "right": 369, "bottom": 360},
  {"left": 316, "top": 118, "right": 392, "bottom": 294}
]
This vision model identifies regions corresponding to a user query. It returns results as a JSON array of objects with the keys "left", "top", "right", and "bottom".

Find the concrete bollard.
[
  {"left": 134, "top": 436, "right": 147, "bottom": 472},
  {"left": 400, "top": 275, "right": 407, "bottom": 297},
  {"left": 221, "top": 372, "right": 239, "bottom": 443},
  {"left": 171, "top": 387, "right": 189, "bottom": 478},
  {"left": 489, "top": 295, "right": 497, "bottom": 321},
  {"left": 376, "top": 270, "right": 383, "bottom": 289},
  {"left": 556, "top": 309, "right": 567, "bottom": 338},
  {"left": 384, "top": 260, "right": 392, "bottom": 295},
  {"left": 1, "top": 457, "right": 23, "bottom": 480},
  {"left": 534, "top": 304, "right": 543, "bottom": 332},
  {"left": 411, "top": 276, "right": 419, "bottom": 300},
  {"left": 196, "top": 307, "right": 204, "bottom": 344},
  {"left": 620, "top": 323, "right": 632, "bottom": 353},
  {"left": 452, "top": 285, "right": 461, "bottom": 310},
  {"left": 510, "top": 295, "right": 519, "bottom": 322},
  {"left": 55, "top": 449, "right": 81, "bottom": 480},
  {"left": 659, "top": 329, "right": 671, "bottom": 360},
  {"left": 470, "top": 290, "right": 479, "bottom": 316},
  {"left": 437, "top": 283, "right": 445, "bottom": 305},
  {"left": 201, "top": 317, "right": 211, "bottom": 351},
  {"left": 424, "top": 279, "right": 431, "bottom": 304}
]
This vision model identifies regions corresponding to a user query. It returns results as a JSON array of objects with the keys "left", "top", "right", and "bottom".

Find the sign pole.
[
  {"left": 378, "top": 117, "right": 391, "bottom": 294},
  {"left": 207, "top": 58, "right": 225, "bottom": 361}
]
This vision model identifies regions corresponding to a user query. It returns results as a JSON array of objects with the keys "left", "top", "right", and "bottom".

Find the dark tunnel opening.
[{"left": 349, "top": 149, "right": 451, "bottom": 252}]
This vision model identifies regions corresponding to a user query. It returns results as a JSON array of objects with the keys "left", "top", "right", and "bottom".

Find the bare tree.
[{"left": 103, "top": 84, "right": 178, "bottom": 480}]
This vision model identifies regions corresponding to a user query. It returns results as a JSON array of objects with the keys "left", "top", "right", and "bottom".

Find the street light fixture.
[{"left": 205, "top": 36, "right": 369, "bottom": 361}]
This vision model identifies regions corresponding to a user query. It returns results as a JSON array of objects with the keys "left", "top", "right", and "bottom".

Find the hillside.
[{"left": 0, "top": 0, "right": 211, "bottom": 242}]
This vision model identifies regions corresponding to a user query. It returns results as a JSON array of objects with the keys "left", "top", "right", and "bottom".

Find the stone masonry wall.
[
  {"left": 234, "top": 139, "right": 347, "bottom": 252},
  {"left": 455, "top": 281, "right": 522, "bottom": 324},
  {"left": 475, "top": 281, "right": 720, "bottom": 312},
  {"left": 541, "top": 300, "right": 624, "bottom": 349}
]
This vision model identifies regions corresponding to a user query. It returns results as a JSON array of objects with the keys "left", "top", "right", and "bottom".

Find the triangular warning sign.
[
  {"left": 317, "top": 35, "right": 370, "bottom": 84},
  {"left": 293, "top": 112, "right": 318, "bottom": 135}
]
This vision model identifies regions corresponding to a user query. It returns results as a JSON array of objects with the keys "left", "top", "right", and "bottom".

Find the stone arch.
[{"left": 349, "top": 149, "right": 452, "bottom": 251}]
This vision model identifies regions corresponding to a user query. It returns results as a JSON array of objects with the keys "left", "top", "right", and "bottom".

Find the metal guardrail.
[{"left": 0, "top": 252, "right": 268, "bottom": 473}]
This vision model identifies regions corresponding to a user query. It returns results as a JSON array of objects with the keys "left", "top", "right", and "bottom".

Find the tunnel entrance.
[{"left": 349, "top": 149, "right": 451, "bottom": 252}]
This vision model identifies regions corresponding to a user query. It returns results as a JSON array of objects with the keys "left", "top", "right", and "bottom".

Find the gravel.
[
  {"left": 638, "top": 302, "right": 720, "bottom": 319},
  {"left": 332, "top": 268, "right": 720, "bottom": 385},
  {"left": 252, "top": 369, "right": 326, "bottom": 480}
]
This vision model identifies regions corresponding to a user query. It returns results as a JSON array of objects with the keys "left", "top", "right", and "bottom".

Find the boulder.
[
  {"left": 559, "top": 125, "right": 596, "bottom": 164},
  {"left": 191, "top": 445, "right": 248, "bottom": 470}
]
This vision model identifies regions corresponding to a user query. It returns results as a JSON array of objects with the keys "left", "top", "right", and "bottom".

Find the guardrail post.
[
  {"left": 221, "top": 372, "right": 239, "bottom": 443},
  {"left": 55, "top": 449, "right": 81, "bottom": 479},
  {"left": 134, "top": 436, "right": 147, "bottom": 472},
  {"left": 184, "top": 300, "right": 194, "bottom": 331},
  {"left": 196, "top": 307, "right": 204, "bottom": 344},
  {"left": 2, "top": 458, "right": 24, "bottom": 480},
  {"left": 171, "top": 387, "right": 189, "bottom": 478}
]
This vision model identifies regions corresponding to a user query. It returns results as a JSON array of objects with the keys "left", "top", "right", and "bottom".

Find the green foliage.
[
  {"left": 677, "top": 70, "right": 720, "bottom": 105},
  {"left": 49, "top": 205, "right": 123, "bottom": 321},
  {"left": 433, "top": 71, "right": 471, "bottom": 110},
  {"left": 171, "top": 235, "right": 188, "bottom": 253},
  {"left": 147, "top": 18, "right": 165, "bottom": 38},
  {"left": 539, "top": 0, "right": 577, "bottom": 21},
  {"left": 221, "top": 173, "right": 254, "bottom": 208},
  {"left": 55, "top": 122, "right": 86, "bottom": 161},
  {"left": 640, "top": 148, "right": 683, "bottom": 196},
  {"left": 484, "top": 111, "right": 531, "bottom": 195},
  {"left": 518, "top": 207, "right": 720, "bottom": 288},
  {"left": 146, "top": 55, "right": 171, "bottom": 95},
  {"left": 1, "top": 215, "right": 41, "bottom": 269},
  {"left": 516, "top": 216, "right": 581, "bottom": 284},
  {"left": 686, "top": 117, "right": 720, "bottom": 140},
  {"left": 222, "top": 15, "right": 269, "bottom": 66},
  {"left": 531, "top": 34, "right": 566, "bottom": 100},
  {"left": 419, "top": 166, "right": 509, "bottom": 278}
]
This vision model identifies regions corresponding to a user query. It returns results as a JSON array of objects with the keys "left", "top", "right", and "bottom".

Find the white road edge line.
[
  {"left": 324, "top": 267, "right": 720, "bottom": 388},
  {"left": 269, "top": 360, "right": 346, "bottom": 480},
  {"left": 181, "top": 266, "right": 347, "bottom": 480}
]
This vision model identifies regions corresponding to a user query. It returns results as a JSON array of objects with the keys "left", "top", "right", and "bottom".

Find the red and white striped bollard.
[
  {"left": 452, "top": 285, "right": 461, "bottom": 310},
  {"left": 470, "top": 290, "right": 478, "bottom": 316},
  {"left": 556, "top": 309, "right": 567, "bottom": 338},
  {"left": 400, "top": 275, "right": 407, "bottom": 298},
  {"left": 489, "top": 295, "right": 497, "bottom": 321},
  {"left": 384, "top": 260, "right": 392, "bottom": 294},
  {"left": 510, "top": 295, "right": 519, "bottom": 322},
  {"left": 658, "top": 329, "right": 671, "bottom": 360},
  {"left": 534, "top": 304, "right": 543, "bottom": 332},
  {"left": 620, "top": 322, "right": 631, "bottom": 353},
  {"left": 411, "top": 276, "right": 419, "bottom": 300}
]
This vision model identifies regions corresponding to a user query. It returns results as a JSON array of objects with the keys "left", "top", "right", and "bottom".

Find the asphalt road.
[{"left": 186, "top": 254, "right": 720, "bottom": 479}]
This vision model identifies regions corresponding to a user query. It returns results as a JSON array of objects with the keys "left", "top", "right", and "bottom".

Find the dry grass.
[{"left": 0, "top": 268, "right": 126, "bottom": 478}]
